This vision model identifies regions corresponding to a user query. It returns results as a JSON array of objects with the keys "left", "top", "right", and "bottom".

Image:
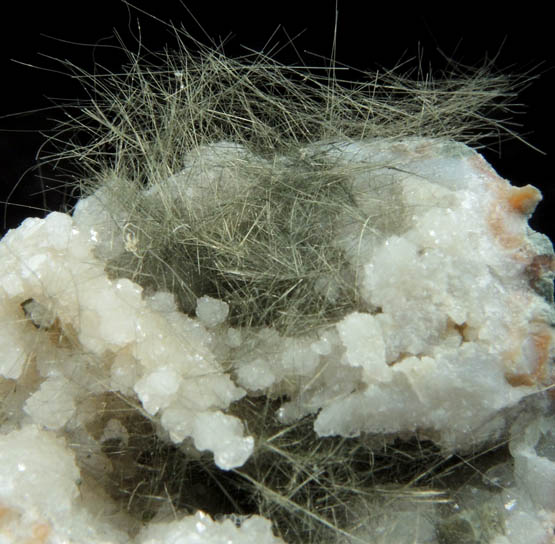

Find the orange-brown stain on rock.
[
  {"left": 24, "top": 523, "right": 51, "bottom": 544},
  {"left": 507, "top": 185, "right": 542, "bottom": 215},
  {"left": 505, "top": 331, "right": 552, "bottom": 387},
  {"left": 0, "top": 504, "right": 14, "bottom": 524},
  {"left": 472, "top": 150, "right": 543, "bottom": 252},
  {"left": 488, "top": 205, "right": 526, "bottom": 250},
  {"left": 0, "top": 505, "right": 51, "bottom": 544},
  {"left": 488, "top": 184, "right": 542, "bottom": 250}
]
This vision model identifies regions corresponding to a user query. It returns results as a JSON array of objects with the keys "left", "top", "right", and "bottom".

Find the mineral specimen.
[{"left": 0, "top": 137, "right": 553, "bottom": 543}]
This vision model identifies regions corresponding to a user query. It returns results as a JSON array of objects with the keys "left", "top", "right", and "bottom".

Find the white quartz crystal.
[
  {"left": 509, "top": 412, "right": 555, "bottom": 513},
  {"left": 0, "top": 211, "right": 250, "bottom": 471},
  {"left": 23, "top": 375, "right": 78, "bottom": 430},
  {"left": 0, "top": 425, "right": 80, "bottom": 518},
  {"left": 0, "top": 425, "right": 129, "bottom": 544},
  {"left": 1, "top": 138, "right": 553, "bottom": 542},
  {"left": 0, "top": 427, "right": 278, "bottom": 543},
  {"left": 196, "top": 295, "right": 230, "bottom": 328},
  {"left": 192, "top": 411, "right": 255, "bottom": 470},
  {"left": 138, "top": 511, "right": 284, "bottom": 544}
]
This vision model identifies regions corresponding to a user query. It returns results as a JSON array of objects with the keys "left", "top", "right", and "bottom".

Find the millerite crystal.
[{"left": 0, "top": 19, "right": 553, "bottom": 544}]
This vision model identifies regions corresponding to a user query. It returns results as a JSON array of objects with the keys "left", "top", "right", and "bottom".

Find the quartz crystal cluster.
[{"left": 0, "top": 139, "right": 553, "bottom": 543}]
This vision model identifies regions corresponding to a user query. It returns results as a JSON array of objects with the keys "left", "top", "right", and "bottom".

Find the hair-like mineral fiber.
[{"left": 25, "top": 6, "right": 539, "bottom": 543}]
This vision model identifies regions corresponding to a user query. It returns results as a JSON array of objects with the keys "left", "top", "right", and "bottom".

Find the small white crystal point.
[
  {"left": 196, "top": 295, "right": 230, "bottom": 327},
  {"left": 192, "top": 411, "right": 254, "bottom": 470}
]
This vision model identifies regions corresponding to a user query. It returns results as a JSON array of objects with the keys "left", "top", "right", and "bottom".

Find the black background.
[{"left": 0, "top": 2, "right": 552, "bottom": 238}]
